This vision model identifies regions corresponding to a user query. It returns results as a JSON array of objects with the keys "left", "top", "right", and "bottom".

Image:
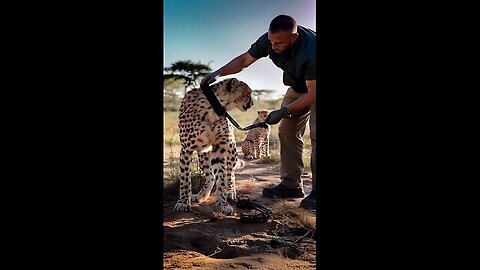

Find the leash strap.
[
  {"left": 236, "top": 197, "right": 273, "bottom": 223},
  {"left": 225, "top": 113, "right": 268, "bottom": 131},
  {"left": 200, "top": 82, "right": 268, "bottom": 131},
  {"left": 200, "top": 82, "right": 227, "bottom": 117}
]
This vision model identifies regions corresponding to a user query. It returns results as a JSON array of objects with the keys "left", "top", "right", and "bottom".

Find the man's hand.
[
  {"left": 201, "top": 72, "right": 220, "bottom": 86},
  {"left": 265, "top": 107, "right": 290, "bottom": 125}
]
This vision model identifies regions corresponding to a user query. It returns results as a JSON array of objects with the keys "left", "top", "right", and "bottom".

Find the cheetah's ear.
[
  {"left": 226, "top": 78, "right": 238, "bottom": 92},
  {"left": 257, "top": 110, "right": 261, "bottom": 114}
]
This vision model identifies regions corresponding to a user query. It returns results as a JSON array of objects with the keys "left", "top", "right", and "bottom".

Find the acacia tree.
[{"left": 164, "top": 60, "right": 212, "bottom": 93}]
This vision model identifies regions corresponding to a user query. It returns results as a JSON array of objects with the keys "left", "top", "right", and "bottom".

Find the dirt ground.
[{"left": 163, "top": 146, "right": 316, "bottom": 270}]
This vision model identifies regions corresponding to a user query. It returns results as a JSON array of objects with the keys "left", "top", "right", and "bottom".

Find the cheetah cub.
[{"left": 242, "top": 110, "right": 271, "bottom": 160}]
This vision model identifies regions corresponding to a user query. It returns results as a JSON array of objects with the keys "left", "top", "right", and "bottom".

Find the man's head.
[{"left": 268, "top": 15, "right": 299, "bottom": 54}]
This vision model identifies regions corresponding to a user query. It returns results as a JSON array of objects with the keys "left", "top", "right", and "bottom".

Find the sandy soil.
[{"left": 163, "top": 146, "right": 316, "bottom": 269}]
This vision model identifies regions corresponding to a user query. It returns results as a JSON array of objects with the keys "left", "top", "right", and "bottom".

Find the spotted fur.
[
  {"left": 173, "top": 78, "right": 253, "bottom": 215},
  {"left": 241, "top": 110, "right": 271, "bottom": 160}
]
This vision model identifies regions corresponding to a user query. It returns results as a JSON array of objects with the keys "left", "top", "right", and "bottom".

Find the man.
[{"left": 201, "top": 15, "right": 316, "bottom": 209}]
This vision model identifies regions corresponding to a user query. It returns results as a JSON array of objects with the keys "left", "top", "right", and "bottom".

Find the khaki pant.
[{"left": 278, "top": 87, "right": 316, "bottom": 191}]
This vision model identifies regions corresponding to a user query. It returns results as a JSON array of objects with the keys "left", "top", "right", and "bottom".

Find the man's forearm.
[
  {"left": 214, "top": 55, "right": 248, "bottom": 77},
  {"left": 286, "top": 90, "right": 316, "bottom": 114}
]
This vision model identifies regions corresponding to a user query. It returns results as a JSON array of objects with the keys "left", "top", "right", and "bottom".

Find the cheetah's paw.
[
  {"left": 173, "top": 201, "right": 191, "bottom": 212},
  {"left": 220, "top": 204, "right": 234, "bottom": 215}
]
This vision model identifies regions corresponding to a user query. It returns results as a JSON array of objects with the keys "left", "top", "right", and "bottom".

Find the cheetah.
[
  {"left": 242, "top": 110, "right": 271, "bottom": 160},
  {"left": 173, "top": 78, "right": 254, "bottom": 215}
]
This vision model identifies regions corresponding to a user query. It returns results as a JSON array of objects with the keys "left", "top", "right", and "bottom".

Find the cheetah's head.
[
  {"left": 216, "top": 78, "right": 254, "bottom": 112},
  {"left": 256, "top": 110, "right": 270, "bottom": 121}
]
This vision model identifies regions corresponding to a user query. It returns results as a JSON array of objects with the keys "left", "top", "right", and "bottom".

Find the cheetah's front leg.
[
  {"left": 173, "top": 148, "right": 193, "bottom": 212},
  {"left": 192, "top": 151, "right": 215, "bottom": 203},
  {"left": 242, "top": 141, "right": 254, "bottom": 160},
  {"left": 225, "top": 145, "right": 238, "bottom": 201},
  {"left": 261, "top": 139, "right": 270, "bottom": 158},
  {"left": 210, "top": 144, "right": 234, "bottom": 215},
  {"left": 254, "top": 138, "right": 262, "bottom": 159}
]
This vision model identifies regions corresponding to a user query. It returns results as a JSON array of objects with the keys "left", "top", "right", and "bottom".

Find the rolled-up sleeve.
[{"left": 247, "top": 33, "right": 269, "bottom": 59}]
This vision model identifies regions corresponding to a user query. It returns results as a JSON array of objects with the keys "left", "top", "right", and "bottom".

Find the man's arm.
[
  {"left": 201, "top": 53, "right": 258, "bottom": 85},
  {"left": 214, "top": 52, "right": 258, "bottom": 76},
  {"left": 265, "top": 80, "right": 316, "bottom": 125},
  {"left": 286, "top": 80, "right": 316, "bottom": 113}
]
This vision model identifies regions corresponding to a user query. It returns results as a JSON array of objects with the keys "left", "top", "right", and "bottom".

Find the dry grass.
[
  {"left": 272, "top": 202, "right": 316, "bottom": 232},
  {"left": 163, "top": 171, "right": 206, "bottom": 197},
  {"left": 256, "top": 150, "right": 281, "bottom": 168},
  {"left": 236, "top": 180, "right": 256, "bottom": 194}
]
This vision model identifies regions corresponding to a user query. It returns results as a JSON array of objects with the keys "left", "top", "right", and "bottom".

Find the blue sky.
[{"left": 164, "top": 0, "right": 316, "bottom": 98}]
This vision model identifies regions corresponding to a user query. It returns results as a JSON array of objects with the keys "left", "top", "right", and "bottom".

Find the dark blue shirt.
[{"left": 247, "top": 25, "right": 316, "bottom": 93}]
